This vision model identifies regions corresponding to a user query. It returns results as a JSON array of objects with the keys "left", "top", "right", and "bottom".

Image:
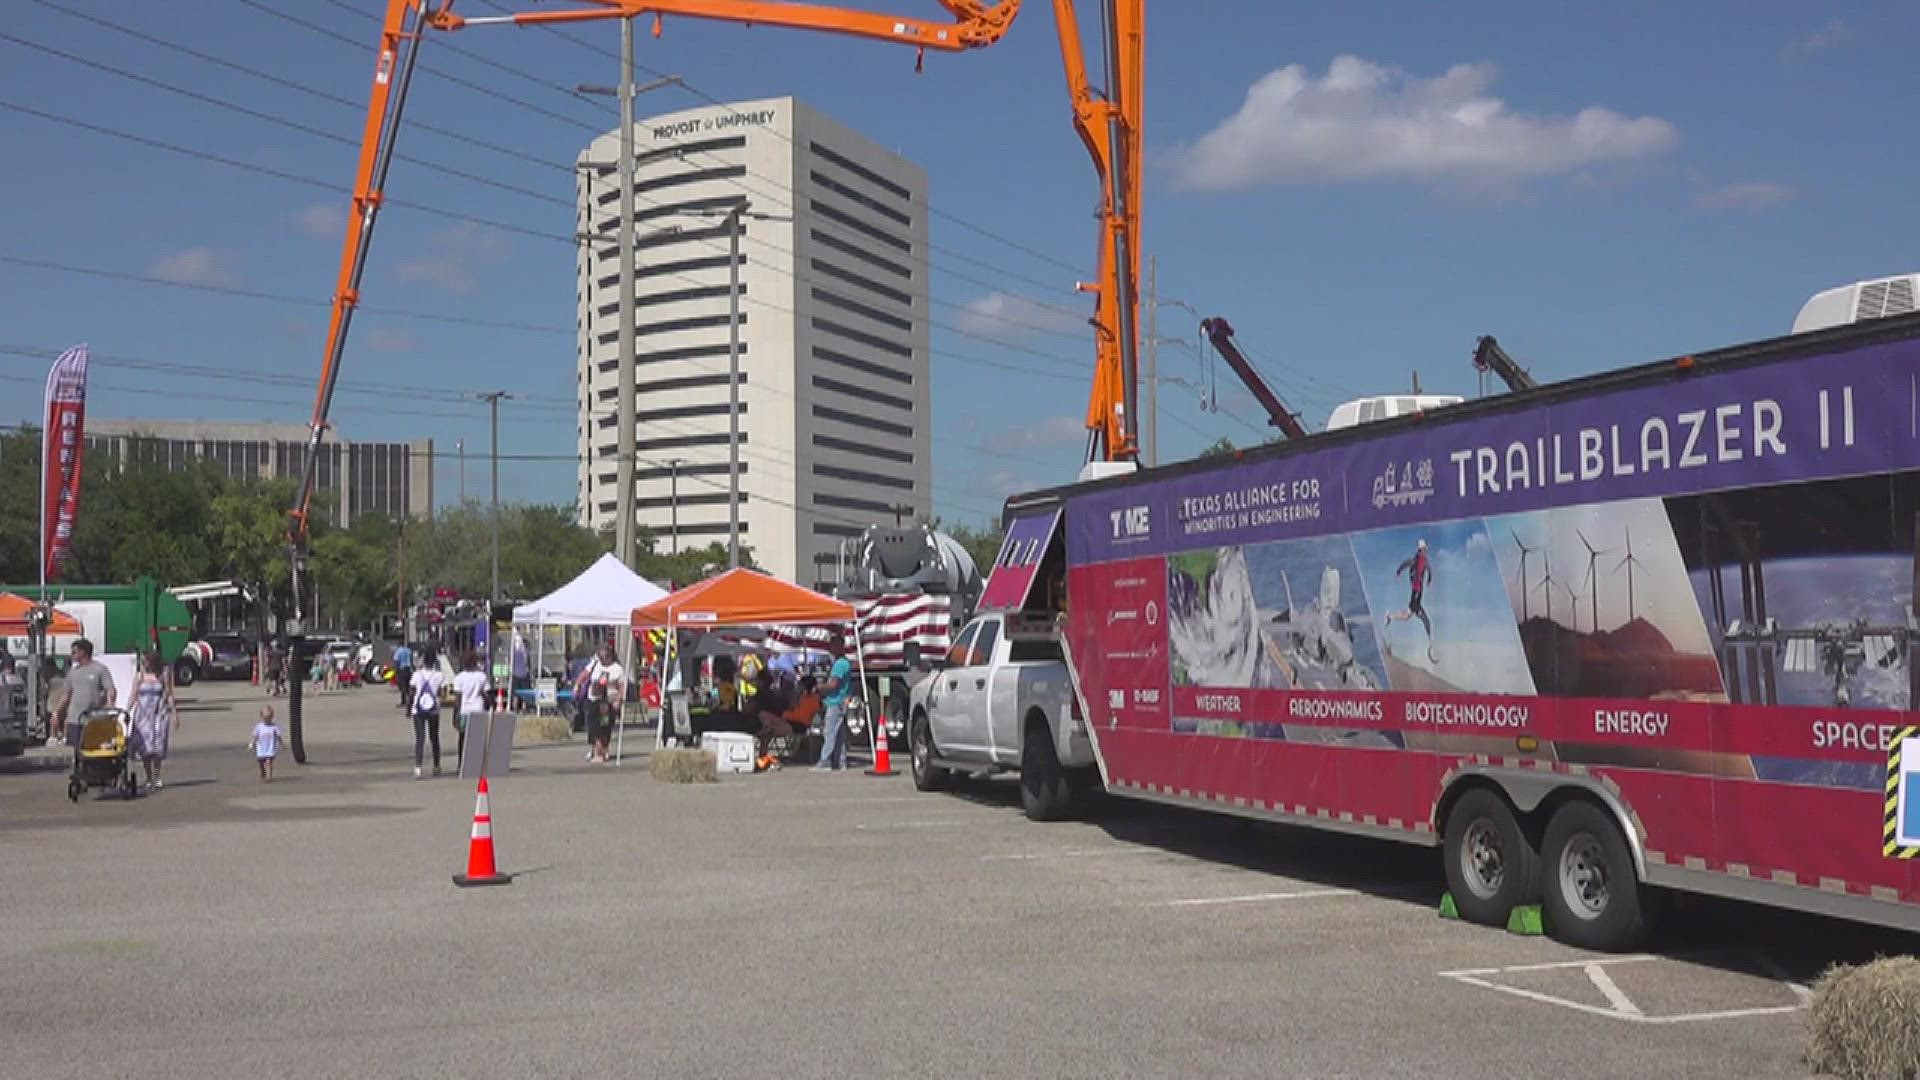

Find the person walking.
[
  {"left": 813, "top": 648, "right": 855, "bottom": 772},
  {"left": 392, "top": 641, "right": 414, "bottom": 712},
  {"left": 451, "top": 650, "right": 491, "bottom": 771},
  {"left": 52, "top": 639, "right": 116, "bottom": 750},
  {"left": 408, "top": 649, "right": 445, "bottom": 778},
  {"left": 510, "top": 631, "right": 531, "bottom": 712},
  {"left": 575, "top": 641, "right": 625, "bottom": 765},
  {"left": 124, "top": 650, "right": 179, "bottom": 789}
]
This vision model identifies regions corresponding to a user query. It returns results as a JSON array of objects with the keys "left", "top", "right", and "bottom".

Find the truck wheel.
[
  {"left": 1540, "top": 800, "right": 1654, "bottom": 951},
  {"left": 1020, "top": 718, "right": 1073, "bottom": 822},
  {"left": 909, "top": 711, "right": 949, "bottom": 793},
  {"left": 172, "top": 659, "right": 198, "bottom": 687},
  {"left": 1441, "top": 788, "right": 1539, "bottom": 927}
]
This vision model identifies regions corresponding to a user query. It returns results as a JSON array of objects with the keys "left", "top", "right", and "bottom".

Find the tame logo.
[{"left": 1109, "top": 505, "right": 1151, "bottom": 541}]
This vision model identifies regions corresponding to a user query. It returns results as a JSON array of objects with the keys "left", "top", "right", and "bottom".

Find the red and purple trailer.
[{"left": 996, "top": 310, "right": 1920, "bottom": 949}]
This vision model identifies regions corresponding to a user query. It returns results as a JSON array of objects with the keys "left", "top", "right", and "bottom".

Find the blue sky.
[{"left": 2, "top": 1, "right": 1913, "bottom": 531}]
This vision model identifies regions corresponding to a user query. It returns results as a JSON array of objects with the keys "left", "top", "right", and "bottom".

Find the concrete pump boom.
[
  {"left": 284, "top": 0, "right": 1018, "bottom": 762},
  {"left": 1053, "top": 0, "right": 1142, "bottom": 465},
  {"left": 1200, "top": 316, "right": 1310, "bottom": 441}
]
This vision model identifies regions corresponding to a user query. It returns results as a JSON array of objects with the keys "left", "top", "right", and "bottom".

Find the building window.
[
  {"left": 809, "top": 170, "right": 911, "bottom": 228},
  {"left": 596, "top": 282, "right": 742, "bottom": 319},
  {"left": 599, "top": 342, "right": 751, "bottom": 375},
  {"left": 637, "top": 402, "right": 745, "bottom": 423},
  {"left": 813, "top": 491, "right": 896, "bottom": 515},
  {"left": 634, "top": 135, "right": 746, "bottom": 169},
  {"left": 633, "top": 433, "right": 745, "bottom": 452},
  {"left": 596, "top": 312, "right": 745, "bottom": 345},
  {"left": 812, "top": 345, "right": 910, "bottom": 386},
  {"left": 812, "top": 317, "right": 909, "bottom": 360},
  {"left": 595, "top": 165, "right": 747, "bottom": 206},
  {"left": 813, "top": 433, "right": 911, "bottom": 464},
  {"left": 812, "top": 288, "right": 911, "bottom": 333},
  {"left": 597, "top": 253, "right": 740, "bottom": 290},
  {"left": 809, "top": 142, "right": 912, "bottom": 200},
  {"left": 810, "top": 200, "right": 911, "bottom": 254},
  {"left": 812, "top": 404, "right": 911, "bottom": 438},
  {"left": 635, "top": 462, "right": 744, "bottom": 481},
  {"left": 812, "top": 374, "right": 912, "bottom": 413},
  {"left": 596, "top": 223, "right": 736, "bottom": 262},
  {"left": 813, "top": 462, "right": 914, "bottom": 491},
  {"left": 812, "top": 521, "right": 864, "bottom": 538},
  {"left": 634, "top": 372, "right": 745, "bottom": 394},
  {"left": 810, "top": 258, "right": 911, "bottom": 307},
  {"left": 809, "top": 229, "right": 910, "bottom": 280}
]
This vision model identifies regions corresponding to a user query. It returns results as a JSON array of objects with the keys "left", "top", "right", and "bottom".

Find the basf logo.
[{"left": 1109, "top": 504, "right": 1151, "bottom": 543}]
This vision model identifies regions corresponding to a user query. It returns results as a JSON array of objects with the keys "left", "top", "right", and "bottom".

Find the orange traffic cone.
[
  {"left": 452, "top": 776, "right": 512, "bottom": 887},
  {"left": 865, "top": 719, "right": 895, "bottom": 777}
]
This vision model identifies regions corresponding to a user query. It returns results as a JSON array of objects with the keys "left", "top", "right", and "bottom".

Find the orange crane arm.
[
  {"left": 1052, "top": 0, "right": 1141, "bottom": 464},
  {"left": 439, "top": 0, "right": 1017, "bottom": 51},
  {"left": 294, "top": 0, "right": 1019, "bottom": 547}
]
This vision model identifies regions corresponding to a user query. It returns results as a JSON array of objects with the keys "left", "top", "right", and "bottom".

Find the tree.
[
  {"left": 1200, "top": 436, "right": 1237, "bottom": 459},
  {"left": 209, "top": 481, "right": 294, "bottom": 640}
]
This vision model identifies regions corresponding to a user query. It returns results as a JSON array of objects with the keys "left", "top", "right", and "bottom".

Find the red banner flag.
[{"left": 41, "top": 344, "right": 90, "bottom": 583}]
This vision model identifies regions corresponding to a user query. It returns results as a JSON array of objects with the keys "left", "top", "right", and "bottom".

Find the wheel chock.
[
  {"left": 1505, "top": 904, "right": 1545, "bottom": 936},
  {"left": 1438, "top": 892, "right": 1460, "bottom": 920}
]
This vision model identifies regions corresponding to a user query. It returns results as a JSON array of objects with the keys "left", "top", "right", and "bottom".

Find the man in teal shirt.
[{"left": 813, "top": 652, "right": 854, "bottom": 771}]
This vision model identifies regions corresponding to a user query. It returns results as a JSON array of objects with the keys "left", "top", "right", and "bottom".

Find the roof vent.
[{"left": 1793, "top": 274, "right": 1920, "bottom": 333}]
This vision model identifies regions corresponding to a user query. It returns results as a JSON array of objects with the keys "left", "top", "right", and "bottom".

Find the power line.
[{"left": 0, "top": 253, "right": 570, "bottom": 335}]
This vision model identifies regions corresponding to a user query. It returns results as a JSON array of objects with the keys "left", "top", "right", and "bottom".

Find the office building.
[
  {"left": 575, "top": 96, "right": 931, "bottom": 583},
  {"left": 85, "top": 419, "right": 433, "bottom": 525}
]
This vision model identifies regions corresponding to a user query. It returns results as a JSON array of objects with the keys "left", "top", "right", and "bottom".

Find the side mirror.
[{"left": 902, "top": 641, "right": 923, "bottom": 671}]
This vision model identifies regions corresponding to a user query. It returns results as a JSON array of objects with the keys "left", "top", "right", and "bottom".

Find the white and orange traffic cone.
[
  {"left": 452, "top": 776, "right": 512, "bottom": 887},
  {"left": 865, "top": 719, "right": 895, "bottom": 777}
]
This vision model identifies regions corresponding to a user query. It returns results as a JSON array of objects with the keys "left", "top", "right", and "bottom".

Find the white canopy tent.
[
  {"left": 511, "top": 554, "right": 668, "bottom": 683},
  {"left": 512, "top": 553, "right": 668, "bottom": 627}
]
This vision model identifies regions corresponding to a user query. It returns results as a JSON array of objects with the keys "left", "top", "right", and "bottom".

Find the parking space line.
[
  {"left": 1753, "top": 953, "right": 1816, "bottom": 1004},
  {"left": 979, "top": 848, "right": 1160, "bottom": 862},
  {"left": 1437, "top": 955, "right": 1657, "bottom": 978},
  {"left": 1153, "top": 888, "right": 1355, "bottom": 908},
  {"left": 767, "top": 797, "right": 928, "bottom": 807},
  {"left": 1584, "top": 964, "right": 1643, "bottom": 1017},
  {"left": 854, "top": 819, "right": 972, "bottom": 830}
]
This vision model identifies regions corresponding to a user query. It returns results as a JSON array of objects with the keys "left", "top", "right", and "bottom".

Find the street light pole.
[{"left": 469, "top": 391, "right": 515, "bottom": 603}]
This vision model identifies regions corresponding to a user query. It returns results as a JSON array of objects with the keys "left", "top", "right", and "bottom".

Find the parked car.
[{"left": 180, "top": 632, "right": 255, "bottom": 685}]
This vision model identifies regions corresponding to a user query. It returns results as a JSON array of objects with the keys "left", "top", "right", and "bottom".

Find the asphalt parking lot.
[{"left": 2, "top": 681, "right": 1908, "bottom": 1078}]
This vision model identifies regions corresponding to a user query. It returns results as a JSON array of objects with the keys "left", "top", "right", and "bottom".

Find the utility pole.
[
  {"left": 1145, "top": 255, "right": 1158, "bottom": 467},
  {"left": 468, "top": 391, "right": 515, "bottom": 603},
  {"left": 727, "top": 200, "right": 745, "bottom": 569},
  {"left": 614, "top": 16, "right": 638, "bottom": 571},
  {"left": 576, "top": 55, "right": 680, "bottom": 572},
  {"left": 668, "top": 457, "right": 681, "bottom": 554}
]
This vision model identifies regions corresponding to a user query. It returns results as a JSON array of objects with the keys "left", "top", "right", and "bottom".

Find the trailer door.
[{"left": 978, "top": 508, "right": 1062, "bottom": 614}]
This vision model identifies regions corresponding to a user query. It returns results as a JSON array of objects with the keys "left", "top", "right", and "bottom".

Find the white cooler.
[{"left": 703, "top": 731, "right": 755, "bottom": 775}]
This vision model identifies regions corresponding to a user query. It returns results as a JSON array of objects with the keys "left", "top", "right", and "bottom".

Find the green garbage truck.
[{"left": 0, "top": 578, "right": 193, "bottom": 752}]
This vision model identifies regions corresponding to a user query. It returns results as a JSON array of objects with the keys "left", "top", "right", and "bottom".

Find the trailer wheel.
[
  {"left": 1540, "top": 800, "right": 1653, "bottom": 951},
  {"left": 1441, "top": 788, "right": 1539, "bottom": 927},
  {"left": 1020, "top": 716, "right": 1073, "bottom": 822},
  {"left": 909, "top": 711, "right": 949, "bottom": 793}
]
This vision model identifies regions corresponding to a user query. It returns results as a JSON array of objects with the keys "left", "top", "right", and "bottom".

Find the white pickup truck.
[{"left": 905, "top": 611, "right": 1100, "bottom": 820}]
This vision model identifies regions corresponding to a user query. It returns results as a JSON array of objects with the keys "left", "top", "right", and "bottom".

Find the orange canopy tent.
[
  {"left": 630, "top": 568, "right": 856, "bottom": 630},
  {"left": 630, "top": 569, "right": 865, "bottom": 756},
  {"left": 0, "top": 593, "right": 82, "bottom": 636}
]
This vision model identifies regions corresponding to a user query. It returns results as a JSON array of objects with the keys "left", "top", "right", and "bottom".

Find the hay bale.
[
  {"left": 514, "top": 715, "right": 572, "bottom": 745},
  {"left": 649, "top": 747, "right": 717, "bottom": 784},
  {"left": 1806, "top": 956, "right": 1920, "bottom": 1079}
]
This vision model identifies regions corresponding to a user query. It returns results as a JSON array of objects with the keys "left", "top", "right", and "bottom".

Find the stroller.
[{"left": 67, "top": 709, "right": 139, "bottom": 802}]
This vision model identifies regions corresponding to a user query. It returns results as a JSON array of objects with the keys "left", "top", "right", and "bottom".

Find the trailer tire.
[
  {"left": 172, "top": 659, "right": 198, "bottom": 688},
  {"left": 909, "top": 711, "right": 949, "bottom": 793},
  {"left": 1020, "top": 716, "right": 1073, "bottom": 822},
  {"left": 1540, "top": 800, "right": 1653, "bottom": 951},
  {"left": 1442, "top": 787, "right": 1539, "bottom": 927}
]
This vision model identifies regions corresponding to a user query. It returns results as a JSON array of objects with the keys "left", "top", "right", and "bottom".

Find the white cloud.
[
  {"left": 392, "top": 222, "right": 508, "bottom": 294},
  {"left": 1693, "top": 180, "right": 1794, "bottom": 211},
  {"left": 989, "top": 414, "right": 1087, "bottom": 453},
  {"left": 967, "top": 468, "right": 1038, "bottom": 503},
  {"left": 365, "top": 327, "right": 421, "bottom": 352},
  {"left": 1787, "top": 18, "right": 1849, "bottom": 55},
  {"left": 953, "top": 291, "right": 1086, "bottom": 343},
  {"left": 147, "top": 247, "right": 238, "bottom": 287},
  {"left": 1166, "top": 55, "right": 1678, "bottom": 193},
  {"left": 296, "top": 202, "right": 345, "bottom": 238}
]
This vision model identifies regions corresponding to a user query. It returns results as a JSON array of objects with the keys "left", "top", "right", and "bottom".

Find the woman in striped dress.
[{"left": 126, "top": 650, "right": 178, "bottom": 789}]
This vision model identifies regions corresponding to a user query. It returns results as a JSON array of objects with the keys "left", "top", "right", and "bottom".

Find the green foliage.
[{"left": 1200, "top": 436, "right": 1238, "bottom": 459}]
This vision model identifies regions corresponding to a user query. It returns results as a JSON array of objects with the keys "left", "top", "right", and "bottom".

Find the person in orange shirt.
[{"left": 756, "top": 674, "right": 820, "bottom": 766}]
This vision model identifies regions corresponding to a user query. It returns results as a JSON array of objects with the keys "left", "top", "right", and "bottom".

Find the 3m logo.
[
  {"left": 1108, "top": 689, "right": 1125, "bottom": 709},
  {"left": 1109, "top": 505, "right": 1151, "bottom": 540}
]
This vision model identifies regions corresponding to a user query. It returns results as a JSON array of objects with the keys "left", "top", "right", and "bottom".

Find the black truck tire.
[
  {"left": 909, "top": 711, "right": 950, "bottom": 792},
  {"left": 1540, "top": 800, "right": 1655, "bottom": 951},
  {"left": 172, "top": 658, "right": 198, "bottom": 687},
  {"left": 1020, "top": 716, "right": 1074, "bottom": 822},
  {"left": 1442, "top": 787, "right": 1540, "bottom": 927}
]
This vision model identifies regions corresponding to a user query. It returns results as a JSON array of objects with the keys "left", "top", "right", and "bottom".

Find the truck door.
[{"left": 936, "top": 619, "right": 996, "bottom": 757}]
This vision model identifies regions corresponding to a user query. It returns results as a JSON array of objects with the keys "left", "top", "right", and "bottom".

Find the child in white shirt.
[{"left": 250, "top": 706, "right": 281, "bottom": 782}]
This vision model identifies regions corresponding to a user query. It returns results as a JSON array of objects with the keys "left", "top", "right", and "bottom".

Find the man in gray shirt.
[{"left": 56, "top": 639, "right": 115, "bottom": 747}]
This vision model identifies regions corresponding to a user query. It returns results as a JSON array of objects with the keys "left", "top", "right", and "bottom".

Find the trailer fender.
[{"left": 1433, "top": 764, "right": 1649, "bottom": 882}]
